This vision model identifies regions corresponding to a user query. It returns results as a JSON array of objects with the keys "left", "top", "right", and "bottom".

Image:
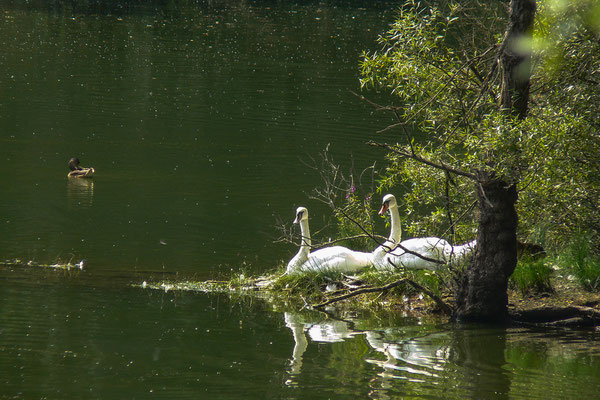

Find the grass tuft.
[
  {"left": 560, "top": 234, "right": 600, "bottom": 292},
  {"left": 510, "top": 256, "right": 554, "bottom": 295}
]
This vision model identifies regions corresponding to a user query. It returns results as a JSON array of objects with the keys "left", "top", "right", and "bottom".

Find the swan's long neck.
[
  {"left": 287, "top": 217, "right": 312, "bottom": 273},
  {"left": 388, "top": 204, "right": 401, "bottom": 246},
  {"left": 374, "top": 204, "right": 401, "bottom": 258},
  {"left": 299, "top": 218, "right": 311, "bottom": 251},
  {"left": 285, "top": 313, "right": 308, "bottom": 376}
]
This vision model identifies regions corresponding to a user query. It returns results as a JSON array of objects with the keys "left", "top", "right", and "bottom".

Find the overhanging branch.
[{"left": 368, "top": 140, "right": 477, "bottom": 180}]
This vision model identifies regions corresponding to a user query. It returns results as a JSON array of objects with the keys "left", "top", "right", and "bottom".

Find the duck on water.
[{"left": 68, "top": 157, "right": 95, "bottom": 178}]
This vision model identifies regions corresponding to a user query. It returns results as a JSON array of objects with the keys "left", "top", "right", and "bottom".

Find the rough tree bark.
[
  {"left": 454, "top": 0, "right": 536, "bottom": 322},
  {"left": 455, "top": 175, "right": 519, "bottom": 321},
  {"left": 499, "top": 0, "right": 537, "bottom": 119}
]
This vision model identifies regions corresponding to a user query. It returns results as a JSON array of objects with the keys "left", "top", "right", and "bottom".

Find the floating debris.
[{"left": 1, "top": 259, "right": 86, "bottom": 271}]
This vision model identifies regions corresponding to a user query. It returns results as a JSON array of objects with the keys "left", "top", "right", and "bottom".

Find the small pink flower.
[{"left": 346, "top": 186, "right": 356, "bottom": 199}]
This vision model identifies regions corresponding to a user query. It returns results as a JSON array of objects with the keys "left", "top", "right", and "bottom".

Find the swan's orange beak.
[{"left": 378, "top": 202, "right": 389, "bottom": 216}]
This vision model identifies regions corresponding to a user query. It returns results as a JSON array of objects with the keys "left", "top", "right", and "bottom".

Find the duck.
[
  {"left": 286, "top": 206, "right": 373, "bottom": 274},
  {"left": 373, "top": 194, "right": 476, "bottom": 271},
  {"left": 67, "top": 157, "right": 95, "bottom": 178}
]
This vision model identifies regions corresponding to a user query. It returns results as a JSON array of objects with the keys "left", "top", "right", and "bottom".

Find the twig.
[
  {"left": 336, "top": 205, "right": 443, "bottom": 264},
  {"left": 401, "top": 274, "right": 454, "bottom": 315},
  {"left": 444, "top": 173, "right": 455, "bottom": 239},
  {"left": 312, "top": 279, "right": 407, "bottom": 308},
  {"left": 274, "top": 233, "right": 387, "bottom": 249},
  {"left": 335, "top": 206, "right": 385, "bottom": 247},
  {"left": 368, "top": 140, "right": 477, "bottom": 180},
  {"left": 477, "top": 181, "right": 494, "bottom": 208},
  {"left": 311, "top": 234, "right": 387, "bottom": 250}
]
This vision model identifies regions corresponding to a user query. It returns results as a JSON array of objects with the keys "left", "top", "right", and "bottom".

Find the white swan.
[
  {"left": 373, "top": 194, "right": 403, "bottom": 263},
  {"left": 373, "top": 194, "right": 476, "bottom": 271},
  {"left": 286, "top": 206, "right": 373, "bottom": 274}
]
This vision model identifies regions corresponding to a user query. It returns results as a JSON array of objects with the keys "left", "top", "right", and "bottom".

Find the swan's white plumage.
[
  {"left": 286, "top": 206, "right": 373, "bottom": 274},
  {"left": 373, "top": 194, "right": 476, "bottom": 271},
  {"left": 378, "top": 237, "right": 476, "bottom": 271},
  {"left": 299, "top": 245, "right": 373, "bottom": 273},
  {"left": 373, "top": 194, "right": 402, "bottom": 263},
  {"left": 286, "top": 207, "right": 311, "bottom": 272}
]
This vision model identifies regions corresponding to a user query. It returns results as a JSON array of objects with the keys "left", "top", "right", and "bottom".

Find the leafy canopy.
[{"left": 360, "top": 0, "right": 600, "bottom": 249}]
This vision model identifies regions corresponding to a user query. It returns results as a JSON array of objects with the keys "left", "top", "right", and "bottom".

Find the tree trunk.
[
  {"left": 455, "top": 175, "right": 518, "bottom": 321},
  {"left": 499, "top": 0, "right": 536, "bottom": 119},
  {"left": 453, "top": 0, "right": 535, "bottom": 323}
]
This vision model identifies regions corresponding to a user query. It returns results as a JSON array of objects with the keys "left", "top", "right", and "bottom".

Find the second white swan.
[{"left": 373, "top": 194, "right": 476, "bottom": 271}]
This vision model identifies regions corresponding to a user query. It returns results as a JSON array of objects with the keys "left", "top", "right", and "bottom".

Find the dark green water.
[
  {"left": 2, "top": 1, "right": 600, "bottom": 398},
  {"left": 2, "top": 268, "right": 600, "bottom": 399},
  {"left": 0, "top": 0, "right": 395, "bottom": 275}
]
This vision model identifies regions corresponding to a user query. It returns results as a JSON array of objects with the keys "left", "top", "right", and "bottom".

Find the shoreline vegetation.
[
  {"left": 2, "top": 234, "right": 598, "bottom": 328},
  {"left": 138, "top": 269, "right": 600, "bottom": 328},
  {"left": 133, "top": 236, "right": 600, "bottom": 328}
]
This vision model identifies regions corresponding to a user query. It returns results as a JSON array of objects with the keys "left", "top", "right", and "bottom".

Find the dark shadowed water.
[
  {"left": 0, "top": 0, "right": 399, "bottom": 275},
  {"left": 2, "top": 1, "right": 600, "bottom": 398}
]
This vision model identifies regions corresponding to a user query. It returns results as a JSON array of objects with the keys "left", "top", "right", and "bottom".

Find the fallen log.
[{"left": 510, "top": 305, "right": 600, "bottom": 327}]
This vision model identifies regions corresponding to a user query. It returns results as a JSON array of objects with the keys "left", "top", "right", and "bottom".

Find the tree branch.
[
  {"left": 399, "top": 272, "right": 454, "bottom": 315},
  {"left": 368, "top": 140, "right": 477, "bottom": 180},
  {"left": 312, "top": 278, "right": 407, "bottom": 308},
  {"left": 336, "top": 205, "right": 445, "bottom": 264}
]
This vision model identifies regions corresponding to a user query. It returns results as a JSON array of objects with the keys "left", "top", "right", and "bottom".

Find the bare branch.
[
  {"left": 388, "top": 243, "right": 446, "bottom": 265},
  {"left": 397, "top": 272, "right": 454, "bottom": 315},
  {"left": 313, "top": 278, "right": 407, "bottom": 308},
  {"left": 368, "top": 140, "right": 477, "bottom": 180},
  {"left": 311, "top": 234, "right": 387, "bottom": 250}
]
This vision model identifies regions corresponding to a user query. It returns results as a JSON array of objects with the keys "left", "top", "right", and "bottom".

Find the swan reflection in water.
[
  {"left": 284, "top": 312, "right": 358, "bottom": 382},
  {"left": 364, "top": 330, "right": 450, "bottom": 380},
  {"left": 67, "top": 177, "right": 94, "bottom": 208},
  {"left": 284, "top": 311, "right": 450, "bottom": 385},
  {"left": 282, "top": 311, "right": 597, "bottom": 398}
]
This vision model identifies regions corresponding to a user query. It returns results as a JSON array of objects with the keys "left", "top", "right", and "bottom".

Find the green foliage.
[
  {"left": 380, "top": 147, "right": 477, "bottom": 240},
  {"left": 560, "top": 234, "right": 600, "bottom": 292},
  {"left": 359, "top": 1, "right": 507, "bottom": 242},
  {"left": 516, "top": 106, "right": 599, "bottom": 248},
  {"left": 519, "top": 0, "right": 600, "bottom": 248},
  {"left": 360, "top": 0, "right": 600, "bottom": 250},
  {"left": 509, "top": 257, "right": 554, "bottom": 294},
  {"left": 334, "top": 188, "right": 376, "bottom": 251},
  {"left": 360, "top": 1, "right": 501, "bottom": 136}
]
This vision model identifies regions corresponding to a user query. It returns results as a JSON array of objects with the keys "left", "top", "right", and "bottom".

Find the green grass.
[
  {"left": 560, "top": 234, "right": 600, "bottom": 292},
  {"left": 509, "top": 256, "right": 554, "bottom": 295},
  {"left": 139, "top": 260, "right": 452, "bottom": 312},
  {"left": 247, "top": 265, "right": 448, "bottom": 309}
]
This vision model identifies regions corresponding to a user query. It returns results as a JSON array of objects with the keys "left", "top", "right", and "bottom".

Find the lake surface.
[
  {"left": 0, "top": 0, "right": 397, "bottom": 275},
  {"left": 2, "top": 1, "right": 600, "bottom": 398}
]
